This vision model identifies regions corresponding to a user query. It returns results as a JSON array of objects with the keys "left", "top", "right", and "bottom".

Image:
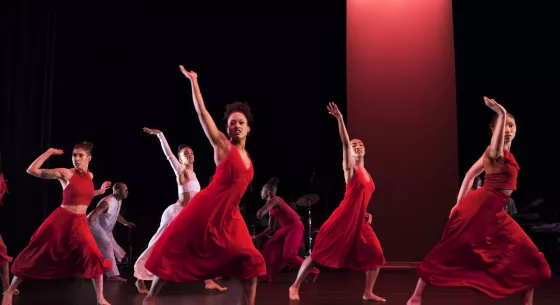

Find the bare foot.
[
  {"left": 204, "top": 280, "right": 227, "bottom": 292},
  {"left": 135, "top": 280, "right": 149, "bottom": 294},
  {"left": 289, "top": 286, "right": 300, "bottom": 301},
  {"left": 97, "top": 296, "right": 111, "bottom": 305},
  {"left": 107, "top": 276, "right": 127, "bottom": 282},
  {"left": 406, "top": 296, "right": 422, "bottom": 305},
  {"left": 363, "top": 292, "right": 386, "bottom": 302},
  {"left": 1, "top": 291, "right": 13, "bottom": 305},
  {"left": 143, "top": 295, "right": 156, "bottom": 305}
]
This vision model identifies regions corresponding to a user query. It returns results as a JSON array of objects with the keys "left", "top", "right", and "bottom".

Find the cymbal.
[{"left": 295, "top": 194, "right": 320, "bottom": 206}]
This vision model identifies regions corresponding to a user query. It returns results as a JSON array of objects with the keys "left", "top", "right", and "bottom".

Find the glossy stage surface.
[{"left": 8, "top": 268, "right": 559, "bottom": 305}]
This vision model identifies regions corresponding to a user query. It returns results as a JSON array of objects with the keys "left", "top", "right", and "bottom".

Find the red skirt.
[
  {"left": 11, "top": 207, "right": 112, "bottom": 279},
  {"left": 311, "top": 217, "right": 385, "bottom": 271},
  {"left": 259, "top": 222, "right": 318, "bottom": 281},
  {"left": 145, "top": 207, "right": 265, "bottom": 282},
  {"left": 417, "top": 187, "right": 551, "bottom": 298}
]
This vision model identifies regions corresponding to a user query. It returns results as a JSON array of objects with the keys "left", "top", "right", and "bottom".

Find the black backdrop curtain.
[{"left": 0, "top": 0, "right": 57, "bottom": 251}]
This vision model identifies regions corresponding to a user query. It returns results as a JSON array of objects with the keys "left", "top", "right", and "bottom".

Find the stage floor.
[{"left": 7, "top": 269, "right": 559, "bottom": 305}]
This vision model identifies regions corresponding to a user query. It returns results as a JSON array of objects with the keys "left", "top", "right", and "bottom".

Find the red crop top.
[
  {"left": 61, "top": 171, "right": 95, "bottom": 206},
  {"left": 483, "top": 149, "right": 520, "bottom": 190}
]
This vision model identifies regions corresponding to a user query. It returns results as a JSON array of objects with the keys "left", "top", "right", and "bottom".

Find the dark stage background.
[{"left": 1, "top": 1, "right": 557, "bottom": 267}]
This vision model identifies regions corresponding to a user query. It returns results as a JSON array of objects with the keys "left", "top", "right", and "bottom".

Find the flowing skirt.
[
  {"left": 134, "top": 203, "right": 182, "bottom": 280},
  {"left": 311, "top": 214, "right": 385, "bottom": 271},
  {"left": 417, "top": 187, "right": 551, "bottom": 298},
  {"left": 11, "top": 207, "right": 112, "bottom": 279}
]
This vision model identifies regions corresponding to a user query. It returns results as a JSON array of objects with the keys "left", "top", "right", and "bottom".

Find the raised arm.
[
  {"left": 456, "top": 155, "right": 485, "bottom": 204},
  {"left": 179, "top": 66, "right": 228, "bottom": 150},
  {"left": 86, "top": 200, "right": 109, "bottom": 227},
  {"left": 256, "top": 197, "right": 282, "bottom": 219},
  {"left": 484, "top": 97, "right": 507, "bottom": 159},
  {"left": 26, "top": 148, "right": 71, "bottom": 180},
  {"left": 143, "top": 128, "right": 184, "bottom": 175},
  {"left": 327, "top": 102, "right": 355, "bottom": 181}
]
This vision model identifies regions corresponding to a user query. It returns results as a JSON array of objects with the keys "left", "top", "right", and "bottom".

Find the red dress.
[
  {"left": 311, "top": 167, "right": 386, "bottom": 270},
  {"left": 259, "top": 197, "right": 319, "bottom": 281},
  {"left": 11, "top": 171, "right": 112, "bottom": 279},
  {"left": 145, "top": 145, "right": 266, "bottom": 281},
  {"left": 417, "top": 149, "right": 551, "bottom": 297}
]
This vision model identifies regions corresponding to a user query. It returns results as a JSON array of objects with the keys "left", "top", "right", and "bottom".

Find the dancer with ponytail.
[{"left": 407, "top": 97, "right": 551, "bottom": 305}]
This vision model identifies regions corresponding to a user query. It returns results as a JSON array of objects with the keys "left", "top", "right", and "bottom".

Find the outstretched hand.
[
  {"left": 365, "top": 213, "right": 372, "bottom": 225},
  {"left": 48, "top": 148, "right": 64, "bottom": 155},
  {"left": 143, "top": 127, "right": 162, "bottom": 135},
  {"left": 483, "top": 96, "right": 506, "bottom": 115},
  {"left": 179, "top": 65, "right": 198, "bottom": 80},
  {"left": 99, "top": 181, "right": 112, "bottom": 193},
  {"left": 327, "top": 102, "right": 343, "bottom": 120},
  {"left": 256, "top": 209, "right": 266, "bottom": 220}
]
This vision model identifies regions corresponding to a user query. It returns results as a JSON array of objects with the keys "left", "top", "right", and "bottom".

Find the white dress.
[{"left": 134, "top": 134, "right": 201, "bottom": 281}]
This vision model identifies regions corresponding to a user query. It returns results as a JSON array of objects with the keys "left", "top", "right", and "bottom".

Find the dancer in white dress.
[{"left": 134, "top": 128, "right": 226, "bottom": 294}]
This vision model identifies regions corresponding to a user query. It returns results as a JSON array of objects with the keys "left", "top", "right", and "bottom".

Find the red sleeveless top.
[
  {"left": 61, "top": 171, "right": 95, "bottom": 206},
  {"left": 483, "top": 149, "right": 519, "bottom": 190},
  {"left": 269, "top": 196, "right": 301, "bottom": 227}
]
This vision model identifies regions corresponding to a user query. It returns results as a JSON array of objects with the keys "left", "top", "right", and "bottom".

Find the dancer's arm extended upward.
[
  {"left": 179, "top": 66, "right": 230, "bottom": 163},
  {"left": 484, "top": 96, "right": 507, "bottom": 160},
  {"left": 327, "top": 102, "right": 355, "bottom": 183},
  {"left": 143, "top": 128, "right": 183, "bottom": 175}
]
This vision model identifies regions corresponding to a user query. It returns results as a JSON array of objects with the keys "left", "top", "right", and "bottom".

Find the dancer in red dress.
[
  {"left": 253, "top": 177, "right": 320, "bottom": 282},
  {"left": 1, "top": 143, "right": 113, "bottom": 305},
  {"left": 289, "top": 102, "right": 386, "bottom": 302},
  {"left": 142, "top": 66, "right": 265, "bottom": 305},
  {"left": 407, "top": 97, "right": 551, "bottom": 305}
]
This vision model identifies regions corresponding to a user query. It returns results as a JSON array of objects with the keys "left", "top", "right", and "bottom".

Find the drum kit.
[{"left": 294, "top": 193, "right": 320, "bottom": 255}]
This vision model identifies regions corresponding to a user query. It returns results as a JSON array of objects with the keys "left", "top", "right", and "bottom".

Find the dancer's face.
[
  {"left": 179, "top": 147, "right": 194, "bottom": 165},
  {"left": 491, "top": 115, "right": 516, "bottom": 144},
  {"left": 350, "top": 139, "right": 365, "bottom": 157},
  {"left": 72, "top": 148, "right": 91, "bottom": 170},
  {"left": 115, "top": 183, "right": 129, "bottom": 199},
  {"left": 227, "top": 112, "right": 250, "bottom": 141},
  {"left": 260, "top": 185, "right": 270, "bottom": 200}
]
